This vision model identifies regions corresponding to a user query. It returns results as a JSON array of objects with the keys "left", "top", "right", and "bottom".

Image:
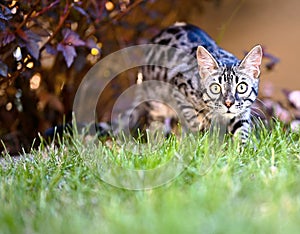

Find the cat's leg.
[
  {"left": 228, "top": 111, "right": 251, "bottom": 144},
  {"left": 111, "top": 101, "right": 148, "bottom": 136},
  {"left": 112, "top": 82, "right": 172, "bottom": 137},
  {"left": 145, "top": 100, "right": 178, "bottom": 137}
]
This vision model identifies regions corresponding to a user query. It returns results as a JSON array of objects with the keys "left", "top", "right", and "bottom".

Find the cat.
[
  {"left": 46, "top": 22, "right": 263, "bottom": 144},
  {"left": 109, "top": 22, "right": 263, "bottom": 144}
]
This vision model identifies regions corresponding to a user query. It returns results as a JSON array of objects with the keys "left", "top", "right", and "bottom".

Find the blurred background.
[
  {"left": 0, "top": 0, "right": 299, "bottom": 154},
  {"left": 198, "top": 0, "right": 300, "bottom": 98}
]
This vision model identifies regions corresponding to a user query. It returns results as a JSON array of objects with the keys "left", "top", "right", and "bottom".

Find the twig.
[
  {"left": 216, "top": 0, "right": 245, "bottom": 44},
  {"left": 32, "top": 0, "right": 60, "bottom": 18},
  {"left": 110, "top": 0, "right": 146, "bottom": 23},
  {"left": 85, "top": 0, "right": 146, "bottom": 39},
  {"left": 39, "top": 3, "right": 71, "bottom": 53},
  {"left": 16, "top": 0, "right": 41, "bottom": 31}
]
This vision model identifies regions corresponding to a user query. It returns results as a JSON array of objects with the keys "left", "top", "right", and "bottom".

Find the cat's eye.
[
  {"left": 209, "top": 83, "right": 221, "bottom": 94},
  {"left": 236, "top": 82, "right": 248, "bottom": 94}
]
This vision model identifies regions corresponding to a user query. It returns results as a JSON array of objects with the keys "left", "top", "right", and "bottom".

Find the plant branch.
[
  {"left": 16, "top": 0, "right": 41, "bottom": 31},
  {"left": 39, "top": 3, "right": 71, "bottom": 53},
  {"left": 32, "top": 0, "right": 60, "bottom": 18},
  {"left": 216, "top": 0, "right": 245, "bottom": 44},
  {"left": 111, "top": 0, "right": 146, "bottom": 23},
  {"left": 85, "top": 0, "right": 146, "bottom": 39}
]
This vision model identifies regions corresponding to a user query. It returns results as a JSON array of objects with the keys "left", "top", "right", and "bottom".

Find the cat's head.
[{"left": 196, "top": 45, "right": 263, "bottom": 119}]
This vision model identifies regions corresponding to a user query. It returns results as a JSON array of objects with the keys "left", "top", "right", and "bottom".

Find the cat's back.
[
  {"left": 151, "top": 22, "right": 218, "bottom": 53},
  {"left": 150, "top": 22, "right": 239, "bottom": 66}
]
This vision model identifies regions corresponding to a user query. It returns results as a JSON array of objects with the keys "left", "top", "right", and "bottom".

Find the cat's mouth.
[
  {"left": 213, "top": 105, "right": 238, "bottom": 119},
  {"left": 213, "top": 109, "right": 236, "bottom": 119},
  {"left": 223, "top": 110, "right": 236, "bottom": 119},
  {"left": 224, "top": 112, "right": 235, "bottom": 118}
]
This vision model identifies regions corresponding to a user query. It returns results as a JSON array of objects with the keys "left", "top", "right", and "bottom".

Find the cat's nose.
[{"left": 224, "top": 99, "right": 234, "bottom": 108}]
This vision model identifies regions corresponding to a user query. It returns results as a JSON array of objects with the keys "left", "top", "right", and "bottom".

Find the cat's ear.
[
  {"left": 239, "top": 45, "right": 263, "bottom": 78},
  {"left": 196, "top": 46, "right": 219, "bottom": 79}
]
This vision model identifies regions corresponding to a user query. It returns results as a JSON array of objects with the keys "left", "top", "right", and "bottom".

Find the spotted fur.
[{"left": 116, "top": 22, "right": 263, "bottom": 143}]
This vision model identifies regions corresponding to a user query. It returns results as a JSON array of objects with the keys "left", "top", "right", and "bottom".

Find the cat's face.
[
  {"left": 197, "top": 45, "right": 262, "bottom": 119},
  {"left": 202, "top": 66, "right": 260, "bottom": 119}
]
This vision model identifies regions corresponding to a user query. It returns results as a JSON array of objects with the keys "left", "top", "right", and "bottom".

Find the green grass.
[{"left": 1, "top": 122, "right": 300, "bottom": 234}]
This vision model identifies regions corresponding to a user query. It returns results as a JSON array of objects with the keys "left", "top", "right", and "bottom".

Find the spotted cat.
[{"left": 110, "top": 22, "right": 263, "bottom": 144}]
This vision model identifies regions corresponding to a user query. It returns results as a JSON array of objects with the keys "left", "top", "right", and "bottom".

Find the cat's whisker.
[
  {"left": 251, "top": 106, "right": 268, "bottom": 119},
  {"left": 254, "top": 98, "right": 268, "bottom": 109},
  {"left": 250, "top": 113, "right": 266, "bottom": 129}
]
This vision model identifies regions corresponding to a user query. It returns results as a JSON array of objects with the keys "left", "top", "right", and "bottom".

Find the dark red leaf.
[
  {"left": 262, "top": 48, "right": 280, "bottom": 70},
  {"left": 86, "top": 38, "right": 98, "bottom": 49},
  {"left": 283, "top": 89, "right": 300, "bottom": 110},
  {"left": 73, "top": 5, "right": 90, "bottom": 19},
  {"left": 62, "top": 28, "right": 85, "bottom": 47},
  {"left": 57, "top": 43, "right": 76, "bottom": 67},
  {"left": 0, "top": 31, "right": 15, "bottom": 46},
  {"left": 0, "top": 5, "right": 11, "bottom": 20},
  {"left": 0, "top": 61, "right": 8, "bottom": 77},
  {"left": 16, "top": 30, "right": 41, "bottom": 59},
  {"left": 57, "top": 29, "right": 85, "bottom": 67},
  {"left": 282, "top": 89, "right": 291, "bottom": 98},
  {"left": 274, "top": 104, "right": 291, "bottom": 123},
  {"left": 30, "top": 25, "right": 50, "bottom": 37},
  {"left": 0, "top": 10, "right": 8, "bottom": 20},
  {"left": 45, "top": 44, "right": 57, "bottom": 55},
  {"left": 24, "top": 30, "right": 41, "bottom": 60},
  {"left": 0, "top": 22, "right": 5, "bottom": 31}
]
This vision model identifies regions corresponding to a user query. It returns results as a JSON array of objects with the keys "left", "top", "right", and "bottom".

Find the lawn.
[{"left": 1, "top": 122, "right": 300, "bottom": 234}]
